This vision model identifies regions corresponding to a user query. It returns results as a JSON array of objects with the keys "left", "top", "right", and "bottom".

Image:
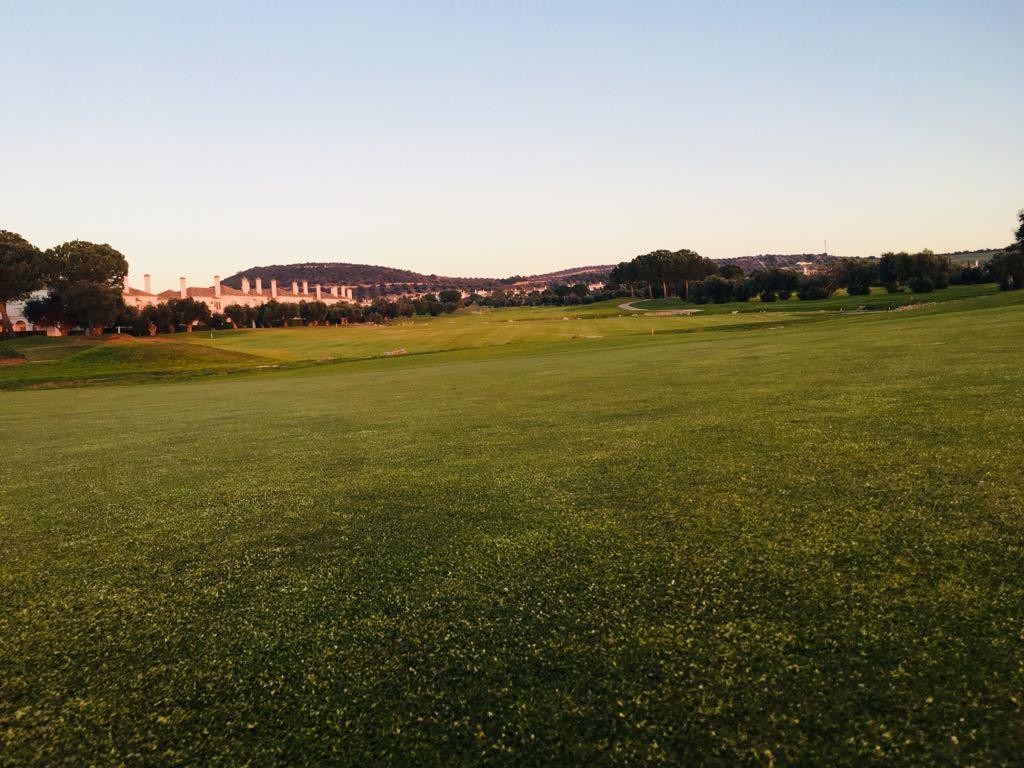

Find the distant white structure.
[
  {"left": 6, "top": 290, "right": 52, "bottom": 333},
  {"left": 122, "top": 274, "right": 355, "bottom": 314},
  {"left": 8, "top": 275, "right": 358, "bottom": 334}
]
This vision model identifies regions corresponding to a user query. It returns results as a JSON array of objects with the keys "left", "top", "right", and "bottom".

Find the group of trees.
[
  {"left": 685, "top": 252, "right": 993, "bottom": 305},
  {"left": 472, "top": 283, "right": 626, "bottom": 307},
  {"left": 608, "top": 213, "right": 1024, "bottom": 306},
  {"left": 123, "top": 291, "right": 473, "bottom": 335},
  {"left": 610, "top": 250, "right": 720, "bottom": 300},
  {"left": 988, "top": 210, "right": 1024, "bottom": 290},
  {"left": 0, "top": 232, "right": 128, "bottom": 336}
]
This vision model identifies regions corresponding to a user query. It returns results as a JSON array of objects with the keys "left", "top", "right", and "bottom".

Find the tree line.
[
  {"left": 3, "top": 211, "right": 1022, "bottom": 336},
  {"left": 609, "top": 211, "right": 1024, "bottom": 304}
]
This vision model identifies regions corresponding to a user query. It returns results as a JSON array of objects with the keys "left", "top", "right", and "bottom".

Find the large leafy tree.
[
  {"left": 989, "top": 212, "right": 1024, "bottom": 290},
  {"left": 224, "top": 303, "right": 256, "bottom": 329},
  {"left": 23, "top": 294, "right": 67, "bottom": 332},
  {"left": 38, "top": 241, "right": 130, "bottom": 334},
  {"left": 609, "top": 261, "right": 640, "bottom": 296},
  {"left": 141, "top": 303, "right": 176, "bottom": 334},
  {"left": 167, "top": 297, "right": 211, "bottom": 332},
  {"left": 990, "top": 209, "right": 1024, "bottom": 290},
  {"left": 0, "top": 231, "right": 44, "bottom": 335},
  {"left": 61, "top": 281, "right": 125, "bottom": 333},
  {"left": 622, "top": 249, "right": 714, "bottom": 300},
  {"left": 42, "top": 240, "right": 128, "bottom": 289},
  {"left": 301, "top": 300, "right": 329, "bottom": 325}
]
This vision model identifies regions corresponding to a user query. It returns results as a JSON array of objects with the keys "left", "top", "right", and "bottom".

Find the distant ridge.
[
  {"left": 225, "top": 247, "right": 1003, "bottom": 290},
  {"left": 224, "top": 262, "right": 615, "bottom": 290},
  {"left": 714, "top": 253, "right": 837, "bottom": 274}
]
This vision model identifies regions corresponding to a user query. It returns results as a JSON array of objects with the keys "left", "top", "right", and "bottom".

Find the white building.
[
  {"left": 128, "top": 275, "right": 355, "bottom": 314},
  {"left": 6, "top": 275, "right": 358, "bottom": 334}
]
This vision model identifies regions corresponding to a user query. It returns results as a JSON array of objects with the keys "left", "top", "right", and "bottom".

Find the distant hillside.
[
  {"left": 714, "top": 253, "right": 839, "bottom": 274},
  {"left": 716, "top": 248, "right": 1002, "bottom": 273},
  {"left": 224, "top": 262, "right": 616, "bottom": 291},
  {"left": 506, "top": 265, "right": 615, "bottom": 286},
  {"left": 225, "top": 248, "right": 1002, "bottom": 291},
  {"left": 937, "top": 248, "right": 1003, "bottom": 264}
]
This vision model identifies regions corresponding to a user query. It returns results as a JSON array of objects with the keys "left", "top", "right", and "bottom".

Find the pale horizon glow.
[{"left": 2, "top": 1, "right": 1022, "bottom": 292}]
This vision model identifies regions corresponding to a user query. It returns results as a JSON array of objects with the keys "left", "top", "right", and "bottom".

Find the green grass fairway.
[
  {"left": 0, "top": 337, "right": 270, "bottom": 388},
  {"left": 2, "top": 292, "right": 1023, "bottom": 765},
  {"left": 0, "top": 302, "right": 795, "bottom": 389}
]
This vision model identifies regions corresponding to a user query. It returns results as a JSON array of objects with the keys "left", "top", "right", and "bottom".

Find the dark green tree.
[
  {"left": 718, "top": 264, "right": 744, "bottom": 280},
  {"left": 141, "top": 303, "right": 176, "bottom": 334},
  {"left": 258, "top": 300, "right": 286, "bottom": 327},
  {"left": 989, "top": 210, "right": 1024, "bottom": 290},
  {"left": 0, "top": 231, "right": 44, "bottom": 335},
  {"left": 42, "top": 241, "right": 128, "bottom": 289},
  {"left": 23, "top": 295, "right": 67, "bottom": 332},
  {"left": 301, "top": 300, "right": 329, "bottom": 325},
  {"left": 224, "top": 303, "right": 256, "bottom": 329},
  {"left": 989, "top": 249, "right": 1024, "bottom": 290},
  {"left": 167, "top": 297, "right": 211, "bottom": 332},
  {"left": 834, "top": 258, "right": 878, "bottom": 295},
  {"left": 67, "top": 282, "right": 123, "bottom": 333},
  {"left": 796, "top": 273, "right": 836, "bottom": 300},
  {"left": 31, "top": 241, "right": 130, "bottom": 334}
]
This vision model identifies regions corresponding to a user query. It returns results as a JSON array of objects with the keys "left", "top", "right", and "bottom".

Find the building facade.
[{"left": 125, "top": 275, "right": 356, "bottom": 314}]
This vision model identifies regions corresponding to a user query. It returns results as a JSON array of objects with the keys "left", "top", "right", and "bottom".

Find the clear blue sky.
[{"left": 3, "top": 1, "right": 1022, "bottom": 290}]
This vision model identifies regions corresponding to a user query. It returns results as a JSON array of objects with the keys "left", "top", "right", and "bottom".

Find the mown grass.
[
  {"left": 0, "top": 285, "right": 1002, "bottom": 389},
  {"left": 0, "top": 303, "right": 790, "bottom": 388},
  {"left": 0, "top": 338, "right": 270, "bottom": 388},
  {"left": 1, "top": 292, "right": 1022, "bottom": 766}
]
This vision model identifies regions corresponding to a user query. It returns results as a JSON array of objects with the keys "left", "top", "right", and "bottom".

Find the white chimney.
[
  {"left": 271, "top": 279, "right": 278, "bottom": 298},
  {"left": 214, "top": 275, "right": 222, "bottom": 297},
  {"left": 122, "top": 275, "right": 130, "bottom": 294},
  {"left": 292, "top": 281, "right": 298, "bottom": 295},
  {"left": 331, "top": 286, "right": 339, "bottom": 297},
  {"left": 316, "top": 284, "right": 322, "bottom": 300},
  {"left": 255, "top": 278, "right": 263, "bottom": 294},
  {"left": 179, "top": 277, "right": 187, "bottom": 299},
  {"left": 144, "top": 274, "right": 152, "bottom": 294},
  {"left": 302, "top": 280, "right": 309, "bottom": 295},
  {"left": 242, "top": 278, "right": 250, "bottom": 295}
]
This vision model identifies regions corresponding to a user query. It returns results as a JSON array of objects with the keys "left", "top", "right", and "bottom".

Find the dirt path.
[{"left": 617, "top": 301, "right": 703, "bottom": 316}]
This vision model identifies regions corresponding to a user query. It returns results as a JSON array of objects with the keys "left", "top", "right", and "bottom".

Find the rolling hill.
[{"left": 224, "top": 263, "right": 615, "bottom": 291}]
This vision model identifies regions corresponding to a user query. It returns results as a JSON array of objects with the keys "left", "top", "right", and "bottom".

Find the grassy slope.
[
  {"left": 0, "top": 303, "right": 792, "bottom": 388},
  {"left": 1, "top": 294, "right": 1023, "bottom": 765},
  {"left": 0, "top": 338, "right": 269, "bottom": 388},
  {"left": 171, "top": 307, "right": 790, "bottom": 362}
]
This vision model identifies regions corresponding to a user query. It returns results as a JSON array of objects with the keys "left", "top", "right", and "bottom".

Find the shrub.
[
  {"left": 796, "top": 275, "right": 836, "bottom": 301},
  {"left": 731, "top": 280, "right": 753, "bottom": 302},
  {"left": 907, "top": 275, "right": 935, "bottom": 293}
]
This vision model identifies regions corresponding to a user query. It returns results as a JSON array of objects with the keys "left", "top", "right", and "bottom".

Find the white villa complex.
[
  {"left": 8, "top": 275, "right": 357, "bottom": 333},
  {"left": 121, "top": 274, "right": 356, "bottom": 313}
]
